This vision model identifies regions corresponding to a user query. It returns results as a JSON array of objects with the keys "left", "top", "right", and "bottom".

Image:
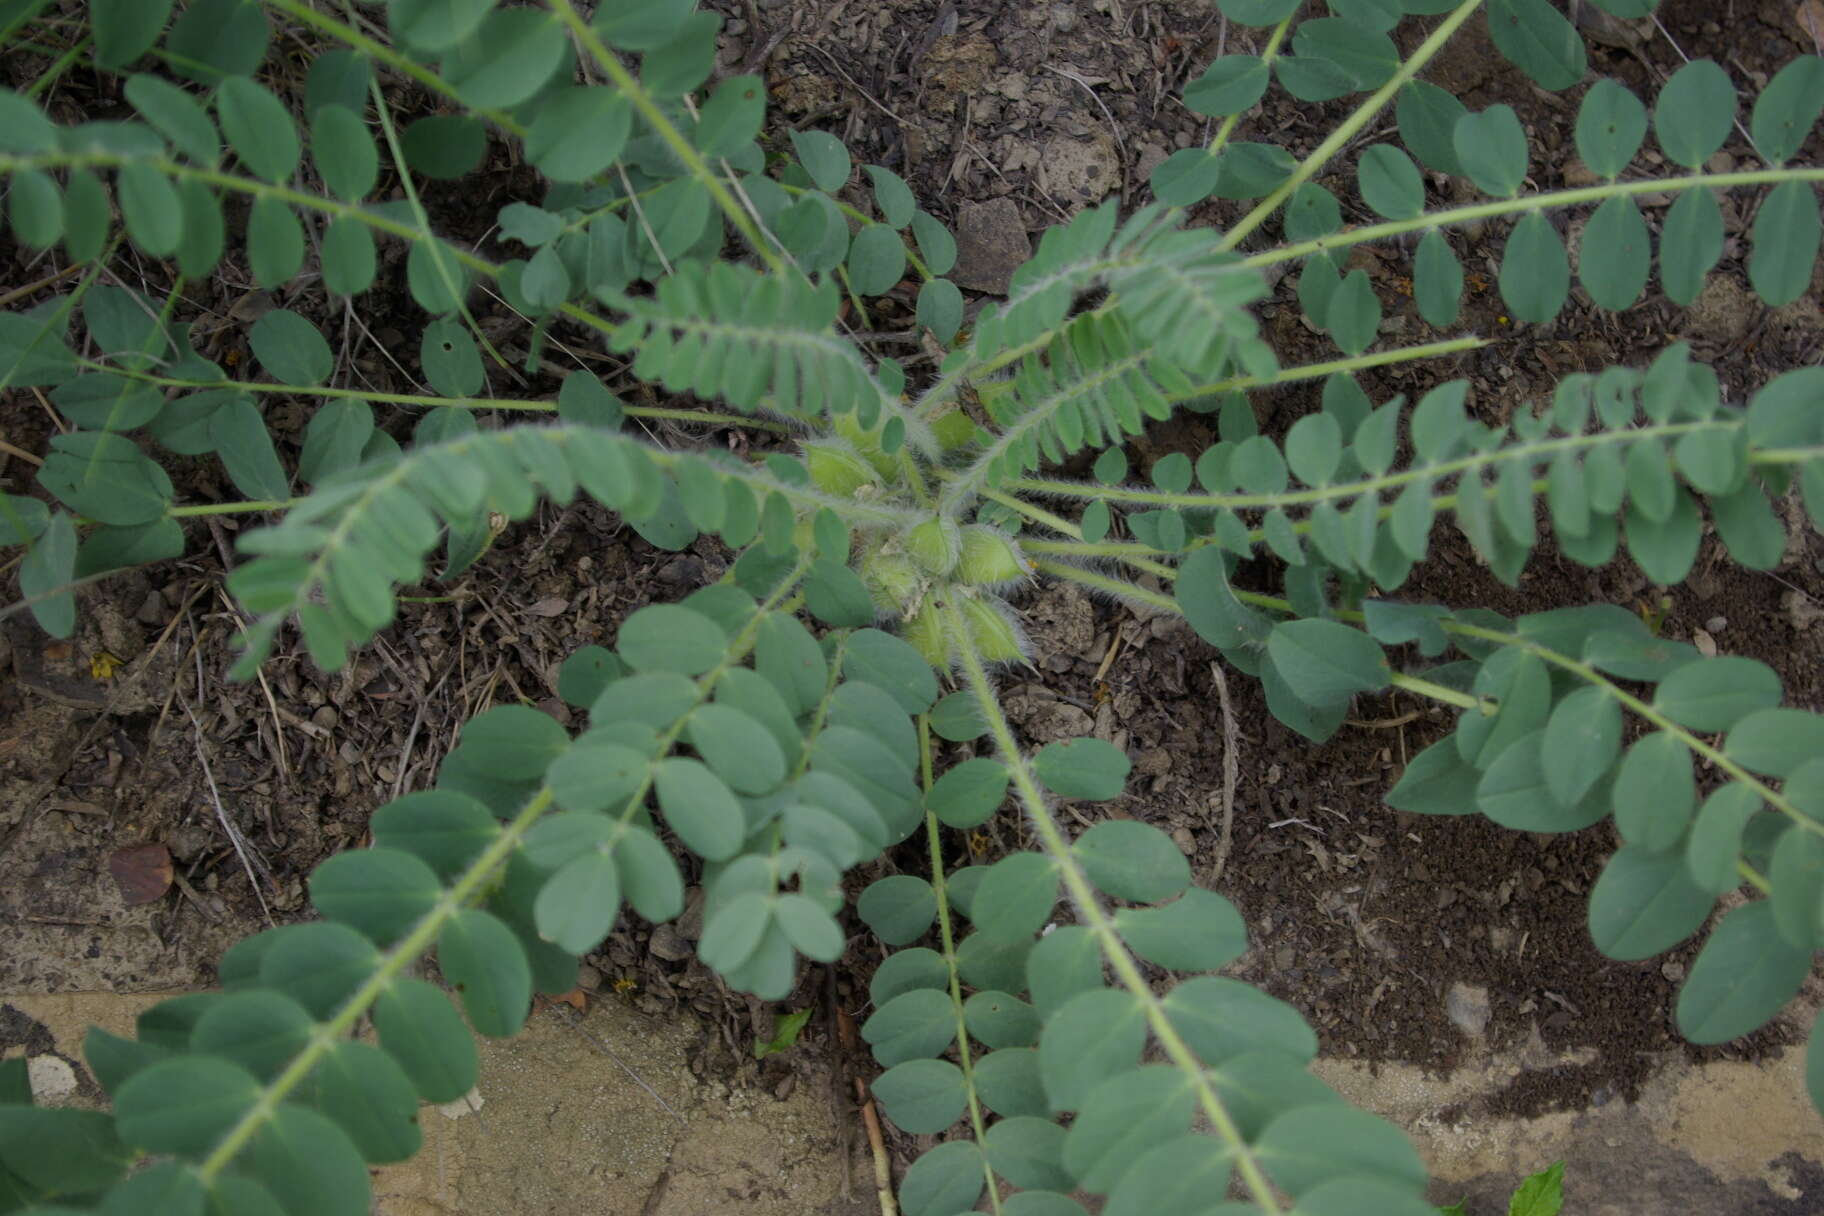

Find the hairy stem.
[
  {"left": 1220, "top": 0, "right": 1486, "bottom": 250},
  {"left": 944, "top": 595, "right": 1287, "bottom": 1212}
]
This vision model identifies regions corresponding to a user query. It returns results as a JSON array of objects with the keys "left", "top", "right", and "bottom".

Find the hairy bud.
[
  {"left": 802, "top": 441, "right": 878, "bottom": 497},
  {"left": 956, "top": 525, "right": 1031, "bottom": 587},
  {"left": 904, "top": 517, "right": 961, "bottom": 575},
  {"left": 960, "top": 595, "right": 1029, "bottom": 665},
  {"left": 859, "top": 551, "right": 922, "bottom": 615}
]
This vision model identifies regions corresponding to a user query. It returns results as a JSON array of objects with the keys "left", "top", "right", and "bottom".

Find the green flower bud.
[
  {"left": 961, "top": 595, "right": 1029, "bottom": 665},
  {"left": 903, "top": 602, "right": 950, "bottom": 669},
  {"left": 905, "top": 517, "right": 961, "bottom": 575},
  {"left": 931, "top": 406, "right": 980, "bottom": 452},
  {"left": 831, "top": 412, "right": 898, "bottom": 479},
  {"left": 860, "top": 551, "right": 922, "bottom": 615},
  {"left": 956, "top": 525, "right": 1031, "bottom": 586},
  {"left": 803, "top": 441, "right": 878, "bottom": 497}
]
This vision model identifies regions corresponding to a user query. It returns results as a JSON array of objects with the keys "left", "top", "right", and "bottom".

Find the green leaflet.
[{"left": 14, "top": 4, "right": 1824, "bottom": 1206}]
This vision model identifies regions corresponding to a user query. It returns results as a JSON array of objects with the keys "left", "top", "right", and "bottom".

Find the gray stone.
[
  {"left": 1446, "top": 981, "right": 1491, "bottom": 1038},
  {"left": 951, "top": 198, "right": 1031, "bottom": 295}
]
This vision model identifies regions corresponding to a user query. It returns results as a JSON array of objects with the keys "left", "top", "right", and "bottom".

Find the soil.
[{"left": 3, "top": 0, "right": 1824, "bottom": 1197}]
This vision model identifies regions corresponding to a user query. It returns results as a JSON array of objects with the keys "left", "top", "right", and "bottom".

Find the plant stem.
[
  {"left": 197, "top": 788, "right": 557, "bottom": 1183},
  {"left": 547, "top": 0, "right": 785, "bottom": 275},
  {"left": 1248, "top": 168, "right": 1824, "bottom": 271},
  {"left": 1009, "top": 416, "right": 1743, "bottom": 512},
  {"left": 1220, "top": 0, "right": 1486, "bottom": 250},
  {"left": 943, "top": 595, "right": 1287, "bottom": 1214},
  {"left": 916, "top": 714, "right": 1003, "bottom": 1215}
]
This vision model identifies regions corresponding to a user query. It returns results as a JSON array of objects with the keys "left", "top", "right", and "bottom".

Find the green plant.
[
  {"left": 1439, "top": 1160, "right": 1564, "bottom": 1216},
  {"left": 1, "top": 0, "right": 1822, "bottom": 1211}
]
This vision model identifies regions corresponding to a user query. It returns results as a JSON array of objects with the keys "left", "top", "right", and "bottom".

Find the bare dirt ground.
[{"left": 4, "top": 0, "right": 1824, "bottom": 1210}]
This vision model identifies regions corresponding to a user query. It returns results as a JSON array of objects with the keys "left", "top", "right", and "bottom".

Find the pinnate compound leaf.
[
  {"left": 1166, "top": 975, "right": 1317, "bottom": 1065},
  {"left": 115, "top": 1056, "right": 260, "bottom": 1154},
  {"left": 1770, "top": 824, "right": 1824, "bottom": 950},
  {"left": 244, "top": 1104, "right": 370, "bottom": 1216},
  {"left": 1500, "top": 211, "right": 1569, "bottom": 323},
  {"left": 40, "top": 431, "right": 174, "bottom": 525},
  {"left": 1477, "top": 732, "right": 1612, "bottom": 833},
  {"left": 775, "top": 891, "right": 844, "bottom": 962},
  {"left": 872, "top": 1059, "right": 966, "bottom": 1134},
  {"left": 1652, "top": 656, "right": 1782, "bottom": 733},
  {"left": 1103, "top": 1133, "right": 1236, "bottom": 1216},
  {"left": 527, "top": 86, "right": 633, "bottom": 181},
  {"left": 1063, "top": 1065, "right": 1195, "bottom": 1192},
  {"left": 1034, "top": 737, "right": 1130, "bottom": 800},
  {"left": 1257, "top": 1104, "right": 1426, "bottom": 1197},
  {"left": 310, "top": 1041, "right": 422, "bottom": 1164},
  {"left": 843, "top": 629, "right": 939, "bottom": 714},
  {"left": 533, "top": 851, "right": 621, "bottom": 956},
  {"left": 373, "top": 978, "right": 478, "bottom": 1103},
  {"left": 250, "top": 309, "right": 332, "bottom": 387},
  {"left": 1588, "top": 845, "right": 1713, "bottom": 960},
  {"left": 1579, "top": 195, "right": 1650, "bottom": 311},
  {"left": 973, "top": 852, "right": 1060, "bottom": 942},
  {"left": 654, "top": 758, "right": 746, "bottom": 862},
  {"left": 1749, "top": 180, "right": 1821, "bottom": 308},
  {"left": 1659, "top": 188, "right": 1723, "bottom": 306},
  {"left": 18, "top": 510, "right": 76, "bottom": 638},
  {"left": 1113, "top": 887, "right": 1248, "bottom": 972},
  {"left": 1039, "top": 989, "right": 1146, "bottom": 1112},
  {"left": 458, "top": 705, "right": 567, "bottom": 781},
  {"left": 0, "top": 1107, "right": 130, "bottom": 1194},
  {"left": 312, "top": 104, "right": 376, "bottom": 201},
  {"left": 1486, "top": 0, "right": 1585, "bottom": 91},
  {"left": 1266, "top": 619, "right": 1389, "bottom": 707},
  {"left": 1356, "top": 144, "right": 1423, "bottom": 220},
  {"left": 1385, "top": 737, "right": 1480, "bottom": 815},
  {"left": 439, "top": 908, "right": 534, "bottom": 1036},
  {"left": 848, "top": 223, "right": 907, "bottom": 296},
  {"left": 1542, "top": 686, "right": 1620, "bottom": 809},
  {"left": 857, "top": 875, "right": 936, "bottom": 946},
  {"left": 1074, "top": 820, "right": 1189, "bottom": 902},
  {"left": 1655, "top": 59, "right": 1735, "bottom": 168},
  {"left": 687, "top": 702, "right": 786, "bottom": 795},
  {"left": 862, "top": 988, "right": 956, "bottom": 1068},
  {"left": 449, "top": 8, "right": 567, "bottom": 109},
  {"left": 308, "top": 845, "right": 443, "bottom": 948},
  {"left": 927, "top": 756, "right": 1009, "bottom": 828},
  {"left": 420, "top": 316, "right": 483, "bottom": 397},
  {"left": 1752, "top": 55, "right": 1824, "bottom": 165},
  {"left": 1677, "top": 900, "right": 1811, "bottom": 1043},
  {"left": 94, "top": 0, "right": 174, "bottom": 68},
  {"left": 1454, "top": 105, "right": 1528, "bottom": 197},
  {"left": 211, "top": 396, "right": 291, "bottom": 502},
  {"left": 1184, "top": 54, "right": 1270, "bottom": 116},
  {"left": 1724, "top": 709, "right": 1824, "bottom": 779},
  {"left": 984, "top": 1116, "right": 1071, "bottom": 1190},
  {"left": 899, "top": 1140, "right": 986, "bottom": 1216},
  {"left": 611, "top": 826, "right": 683, "bottom": 923},
  {"left": 790, "top": 129, "right": 851, "bottom": 192},
  {"left": 1809, "top": 1007, "right": 1824, "bottom": 1120},
  {"left": 216, "top": 77, "right": 300, "bottom": 183},
  {"left": 390, "top": 0, "right": 493, "bottom": 53},
  {"left": 95, "top": 1158, "right": 209, "bottom": 1212},
  {"left": 1575, "top": 77, "right": 1647, "bottom": 178},
  {"left": 259, "top": 922, "right": 379, "bottom": 1021},
  {"left": 124, "top": 74, "right": 218, "bottom": 164},
  {"left": 1625, "top": 488, "right": 1701, "bottom": 584}
]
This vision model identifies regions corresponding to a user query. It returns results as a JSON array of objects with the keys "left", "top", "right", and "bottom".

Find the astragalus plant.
[{"left": 1, "top": 0, "right": 1822, "bottom": 1212}]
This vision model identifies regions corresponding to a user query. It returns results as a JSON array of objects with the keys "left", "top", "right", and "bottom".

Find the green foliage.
[{"left": 2, "top": 1, "right": 1823, "bottom": 1212}]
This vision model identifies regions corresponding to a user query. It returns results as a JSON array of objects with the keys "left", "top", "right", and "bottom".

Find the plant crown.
[{"left": 1, "top": 0, "right": 1823, "bottom": 1212}]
